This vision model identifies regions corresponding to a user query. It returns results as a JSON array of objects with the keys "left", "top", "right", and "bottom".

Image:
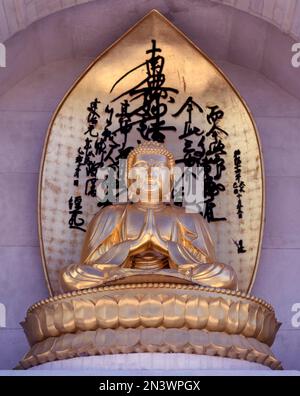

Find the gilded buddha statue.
[{"left": 61, "top": 142, "right": 237, "bottom": 292}]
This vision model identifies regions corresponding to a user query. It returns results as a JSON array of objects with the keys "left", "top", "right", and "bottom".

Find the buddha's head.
[{"left": 127, "top": 142, "right": 175, "bottom": 204}]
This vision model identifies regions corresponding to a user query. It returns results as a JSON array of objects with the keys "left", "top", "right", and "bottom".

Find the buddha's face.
[{"left": 128, "top": 153, "right": 171, "bottom": 203}]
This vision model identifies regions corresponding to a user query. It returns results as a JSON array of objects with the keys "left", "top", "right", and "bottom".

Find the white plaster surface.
[
  {"left": 1, "top": 0, "right": 300, "bottom": 43},
  {"left": 29, "top": 353, "right": 271, "bottom": 371}
]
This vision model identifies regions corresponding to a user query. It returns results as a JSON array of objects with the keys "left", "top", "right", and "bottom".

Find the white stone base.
[{"left": 30, "top": 353, "right": 270, "bottom": 372}]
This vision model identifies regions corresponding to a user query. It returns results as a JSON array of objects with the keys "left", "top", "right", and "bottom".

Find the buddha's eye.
[{"left": 150, "top": 168, "right": 160, "bottom": 177}]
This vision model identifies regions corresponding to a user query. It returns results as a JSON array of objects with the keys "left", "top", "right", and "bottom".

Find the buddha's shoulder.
[
  {"left": 92, "top": 203, "right": 128, "bottom": 220},
  {"left": 168, "top": 204, "right": 192, "bottom": 215},
  {"left": 168, "top": 204, "right": 204, "bottom": 221}
]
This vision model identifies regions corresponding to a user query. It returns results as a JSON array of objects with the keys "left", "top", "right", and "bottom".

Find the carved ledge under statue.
[{"left": 20, "top": 10, "right": 281, "bottom": 372}]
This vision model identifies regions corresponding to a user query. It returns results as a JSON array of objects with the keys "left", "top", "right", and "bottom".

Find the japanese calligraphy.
[
  {"left": 69, "top": 40, "right": 232, "bottom": 230},
  {"left": 233, "top": 149, "right": 245, "bottom": 219}
]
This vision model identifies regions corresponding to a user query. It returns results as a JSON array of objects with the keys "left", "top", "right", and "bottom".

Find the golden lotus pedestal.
[{"left": 20, "top": 283, "right": 281, "bottom": 370}]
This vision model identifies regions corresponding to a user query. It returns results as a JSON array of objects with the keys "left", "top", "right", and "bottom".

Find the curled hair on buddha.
[{"left": 127, "top": 142, "right": 175, "bottom": 172}]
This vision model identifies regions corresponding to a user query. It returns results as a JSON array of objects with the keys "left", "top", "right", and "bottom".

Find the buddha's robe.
[{"left": 60, "top": 203, "right": 237, "bottom": 291}]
